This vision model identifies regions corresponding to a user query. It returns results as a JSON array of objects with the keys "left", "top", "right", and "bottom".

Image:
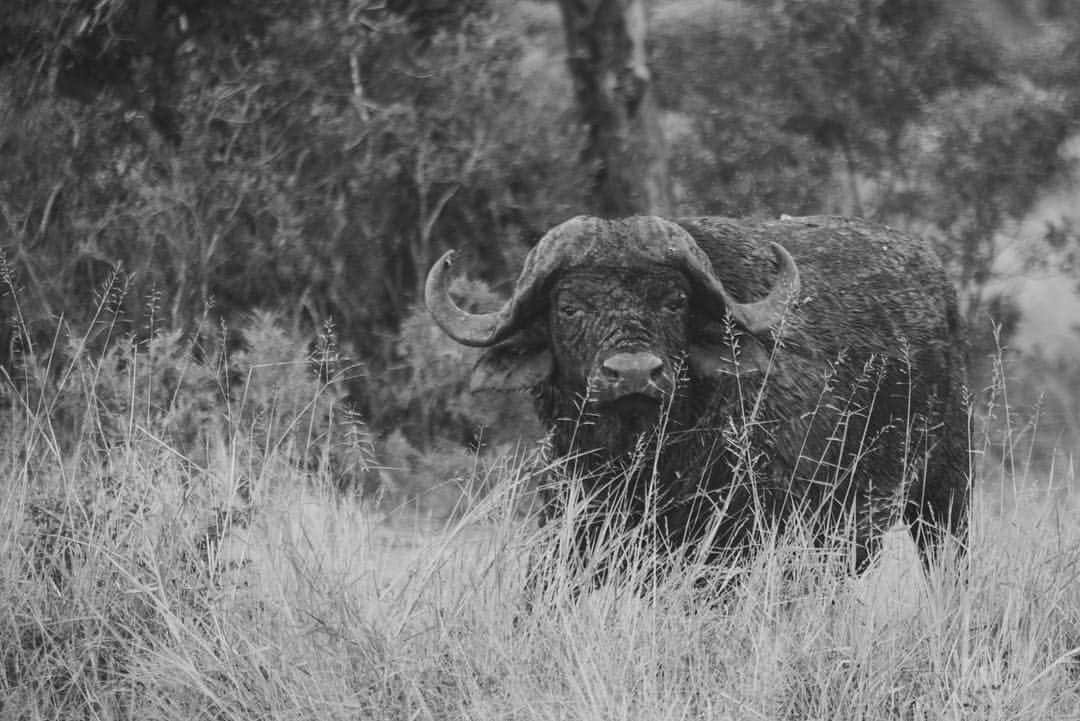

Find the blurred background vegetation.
[{"left": 1, "top": 0, "right": 1078, "bottom": 500}]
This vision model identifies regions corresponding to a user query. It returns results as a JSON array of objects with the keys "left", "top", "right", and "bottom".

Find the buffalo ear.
[
  {"left": 688, "top": 333, "right": 772, "bottom": 379},
  {"left": 470, "top": 333, "right": 553, "bottom": 392}
]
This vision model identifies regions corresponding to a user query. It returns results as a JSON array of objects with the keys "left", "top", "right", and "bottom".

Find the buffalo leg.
[
  {"left": 903, "top": 480, "right": 968, "bottom": 572},
  {"left": 904, "top": 385, "right": 971, "bottom": 572}
]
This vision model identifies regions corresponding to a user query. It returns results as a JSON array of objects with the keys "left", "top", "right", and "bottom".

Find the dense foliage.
[{"left": 1, "top": 0, "right": 1078, "bottom": 461}]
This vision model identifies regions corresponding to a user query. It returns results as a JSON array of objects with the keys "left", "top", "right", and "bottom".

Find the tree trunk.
[{"left": 557, "top": 0, "right": 672, "bottom": 217}]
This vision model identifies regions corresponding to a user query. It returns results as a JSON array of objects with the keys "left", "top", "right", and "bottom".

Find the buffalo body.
[{"left": 427, "top": 214, "right": 969, "bottom": 574}]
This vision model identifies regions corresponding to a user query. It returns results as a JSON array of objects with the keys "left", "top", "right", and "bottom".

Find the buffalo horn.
[
  {"left": 714, "top": 242, "right": 800, "bottom": 335},
  {"left": 424, "top": 219, "right": 589, "bottom": 346}
]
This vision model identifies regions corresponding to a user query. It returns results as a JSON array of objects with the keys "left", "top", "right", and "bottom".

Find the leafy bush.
[
  {"left": 366, "top": 277, "right": 544, "bottom": 449},
  {"left": 2, "top": 0, "right": 1080, "bottom": 460},
  {"left": 0, "top": 0, "right": 582, "bottom": 373}
]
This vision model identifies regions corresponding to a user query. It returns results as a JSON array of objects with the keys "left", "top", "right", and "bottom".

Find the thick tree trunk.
[{"left": 557, "top": 0, "right": 672, "bottom": 217}]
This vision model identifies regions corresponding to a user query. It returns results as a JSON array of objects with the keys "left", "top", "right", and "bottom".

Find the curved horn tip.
[
  {"left": 722, "top": 241, "right": 801, "bottom": 335},
  {"left": 425, "top": 249, "right": 458, "bottom": 293},
  {"left": 769, "top": 242, "right": 800, "bottom": 290},
  {"left": 425, "top": 248, "right": 505, "bottom": 348}
]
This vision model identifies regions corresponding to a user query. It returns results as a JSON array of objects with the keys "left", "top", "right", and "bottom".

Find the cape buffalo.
[{"left": 426, "top": 215, "right": 969, "bottom": 576}]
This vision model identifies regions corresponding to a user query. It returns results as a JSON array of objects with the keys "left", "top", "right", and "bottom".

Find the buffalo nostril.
[{"left": 602, "top": 352, "right": 665, "bottom": 386}]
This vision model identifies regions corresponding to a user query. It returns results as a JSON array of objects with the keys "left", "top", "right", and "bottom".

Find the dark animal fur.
[{"left": 467, "top": 215, "right": 970, "bottom": 574}]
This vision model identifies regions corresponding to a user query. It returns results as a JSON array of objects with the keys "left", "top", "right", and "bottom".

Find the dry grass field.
[{"left": 2, "top": 337, "right": 1079, "bottom": 720}]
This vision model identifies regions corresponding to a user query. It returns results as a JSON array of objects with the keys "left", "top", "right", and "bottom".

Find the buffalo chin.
[
  {"left": 595, "top": 394, "right": 666, "bottom": 455},
  {"left": 604, "top": 393, "right": 664, "bottom": 420}
]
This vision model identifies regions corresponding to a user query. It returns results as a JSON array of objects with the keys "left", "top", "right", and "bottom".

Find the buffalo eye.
[
  {"left": 558, "top": 302, "right": 584, "bottom": 319},
  {"left": 662, "top": 292, "right": 688, "bottom": 313}
]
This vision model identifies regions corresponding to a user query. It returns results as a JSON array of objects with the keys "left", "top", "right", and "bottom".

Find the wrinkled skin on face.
[
  {"left": 472, "top": 264, "right": 765, "bottom": 461},
  {"left": 549, "top": 268, "right": 687, "bottom": 444}
]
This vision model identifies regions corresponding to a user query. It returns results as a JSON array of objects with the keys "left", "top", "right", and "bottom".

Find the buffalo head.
[{"left": 425, "top": 216, "right": 799, "bottom": 448}]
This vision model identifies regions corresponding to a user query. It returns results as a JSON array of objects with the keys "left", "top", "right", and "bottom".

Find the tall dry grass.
[{"left": 1, "top": 298, "right": 1078, "bottom": 719}]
